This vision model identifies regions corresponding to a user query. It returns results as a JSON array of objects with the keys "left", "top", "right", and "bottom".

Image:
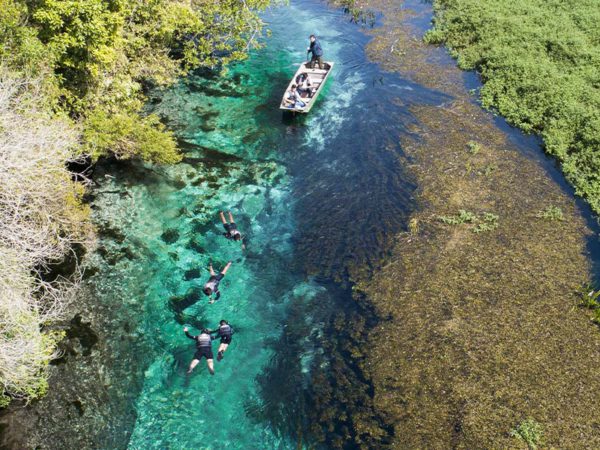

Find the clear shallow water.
[{"left": 86, "top": 1, "right": 448, "bottom": 448}]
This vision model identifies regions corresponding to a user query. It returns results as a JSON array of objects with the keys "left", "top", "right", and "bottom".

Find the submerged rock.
[
  {"left": 186, "top": 238, "right": 206, "bottom": 254},
  {"left": 65, "top": 314, "right": 99, "bottom": 357},
  {"left": 161, "top": 228, "right": 180, "bottom": 244},
  {"left": 183, "top": 268, "right": 201, "bottom": 280}
]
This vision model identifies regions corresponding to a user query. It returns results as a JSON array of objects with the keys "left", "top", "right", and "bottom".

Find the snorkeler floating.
[
  {"left": 203, "top": 260, "right": 232, "bottom": 304},
  {"left": 212, "top": 320, "right": 234, "bottom": 361},
  {"left": 184, "top": 326, "right": 216, "bottom": 375},
  {"left": 219, "top": 211, "right": 245, "bottom": 249}
]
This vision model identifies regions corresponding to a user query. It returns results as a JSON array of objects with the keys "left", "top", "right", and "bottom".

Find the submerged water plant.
[
  {"left": 536, "top": 205, "right": 564, "bottom": 221},
  {"left": 467, "top": 140, "right": 482, "bottom": 155},
  {"left": 438, "top": 210, "right": 499, "bottom": 233},
  {"left": 578, "top": 284, "right": 600, "bottom": 325},
  {"left": 510, "top": 418, "right": 543, "bottom": 449},
  {"left": 438, "top": 209, "right": 477, "bottom": 225}
]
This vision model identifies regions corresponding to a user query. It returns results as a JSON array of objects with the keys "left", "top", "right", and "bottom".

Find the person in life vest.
[
  {"left": 203, "top": 260, "right": 232, "bottom": 304},
  {"left": 307, "top": 34, "right": 324, "bottom": 70},
  {"left": 295, "top": 73, "right": 315, "bottom": 98},
  {"left": 183, "top": 327, "right": 216, "bottom": 375},
  {"left": 211, "top": 320, "right": 234, "bottom": 361},
  {"left": 283, "top": 84, "right": 306, "bottom": 109},
  {"left": 219, "top": 211, "right": 245, "bottom": 249}
]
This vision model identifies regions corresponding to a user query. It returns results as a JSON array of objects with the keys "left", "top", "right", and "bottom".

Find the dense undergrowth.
[
  {"left": 424, "top": 0, "right": 600, "bottom": 213},
  {"left": 0, "top": 0, "right": 269, "bottom": 405}
]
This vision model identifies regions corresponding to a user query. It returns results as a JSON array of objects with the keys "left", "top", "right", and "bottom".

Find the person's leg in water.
[
  {"left": 228, "top": 211, "right": 235, "bottom": 223},
  {"left": 219, "top": 211, "right": 229, "bottom": 226},
  {"left": 220, "top": 261, "right": 232, "bottom": 276},
  {"left": 187, "top": 358, "right": 200, "bottom": 374},
  {"left": 217, "top": 342, "right": 229, "bottom": 361},
  {"left": 206, "top": 358, "right": 215, "bottom": 375}
]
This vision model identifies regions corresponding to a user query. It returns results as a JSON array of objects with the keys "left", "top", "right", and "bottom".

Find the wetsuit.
[
  {"left": 186, "top": 330, "right": 215, "bottom": 360},
  {"left": 215, "top": 323, "right": 234, "bottom": 344},
  {"left": 223, "top": 222, "right": 242, "bottom": 240},
  {"left": 204, "top": 273, "right": 224, "bottom": 300}
]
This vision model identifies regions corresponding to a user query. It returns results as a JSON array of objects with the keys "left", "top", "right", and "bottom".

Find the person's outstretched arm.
[
  {"left": 183, "top": 327, "right": 196, "bottom": 340},
  {"left": 219, "top": 211, "right": 227, "bottom": 225},
  {"left": 220, "top": 261, "right": 232, "bottom": 275}
]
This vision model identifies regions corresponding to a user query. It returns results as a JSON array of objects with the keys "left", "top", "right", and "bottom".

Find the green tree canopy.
[{"left": 0, "top": 0, "right": 271, "bottom": 163}]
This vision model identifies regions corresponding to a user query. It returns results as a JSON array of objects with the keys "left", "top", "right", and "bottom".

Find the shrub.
[{"left": 0, "top": 70, "right": 90, "bottom": 404}]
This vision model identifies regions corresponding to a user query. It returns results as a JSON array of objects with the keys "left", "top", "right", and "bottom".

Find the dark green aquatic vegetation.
[
  {"left": 186, "top": 238, "right": 206, "bottom": 254},
  {"left": 425, "top": 0, "right": 600, "bottom": 215},
  {"left": 160, "top": 228, "right": 180, "bottom": 244},
  {"left": 183, "top": 268, "right": 201, "bottom": 280}
]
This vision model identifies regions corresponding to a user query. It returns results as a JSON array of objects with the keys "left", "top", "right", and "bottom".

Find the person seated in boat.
[
  {"left": 211, "top": 320, "right": 234, "bottom": 361},
  {"left": 183, "top": 326, "right": 215, "bottom": 375},
  {"left": 307, "top": 34, "right": 324, "bottom": 70},
  {"left": 283, "top": 84, "right": 306, "bottom": 109},
  {"left": 219, "top": 210, "right": 245, "bottom": 249},
  {"left": 203, "top": 260, "right": 232, "bottom": 304},
  {"left": 295, "top": 73, "right": 315, "bottom": 98}
]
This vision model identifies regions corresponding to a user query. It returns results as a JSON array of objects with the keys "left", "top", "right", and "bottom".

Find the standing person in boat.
[
  {"left": 203, "top": 260, "right": 232, "bottom": 304},
  {"left": 212, "top": 320, "right": 234, "bottom": 361},
  {"left": 219, "top": 210, "right": 245, "bottom": 249},
  {"left": 183, "top": 326, "right": 215, "bottom": 375},
  {"left": 283, "top": 84, "right": 306, "bottom": 109},
  {"left": 307, "top": 34, "right": 324, "bottom": 70}
]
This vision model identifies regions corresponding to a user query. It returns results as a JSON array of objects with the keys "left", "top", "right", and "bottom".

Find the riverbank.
[
  {"left": 356, "top": 0, "right": 600, "bottom": 447},
  {"left": 425, "top": 0, "right": 600, "bottom": 215}
]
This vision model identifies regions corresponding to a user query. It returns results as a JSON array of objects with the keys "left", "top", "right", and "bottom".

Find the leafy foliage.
[
  {"left": 578, "top": 284, "right": 600, "bottom": 325},
  {"left": 0, "top": 71, "right": 90, "bottom": 405},
  {"left": 0, "top": 0, "right": 270, "bottom": 163},
  {"left": 466, "top": 140, "right": 481, "bottom": 155},
  {"left": 536, "top": 205, "right": 564, "bottom": 221},
  {"left": 438, "top": 209, "right": 477, "bottom": 225},
  {"left": 510, "top": 418, "right": 544, "bottom": 449},
  {"left": 438, "top": 210, "right": 499, "bottom": 233},
  {"left": 426, "top": 0, "right": 600, "bottom": 214}
]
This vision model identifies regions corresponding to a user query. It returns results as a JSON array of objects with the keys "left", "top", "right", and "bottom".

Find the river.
[
  {"left": 83, "top": 0, "right": 445, "bottom": 448},
  {"left": 2, "top": 0, "right": 599, "bottom": 448}
]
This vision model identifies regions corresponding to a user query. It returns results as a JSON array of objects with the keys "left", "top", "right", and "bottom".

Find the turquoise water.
[{"left": 85, "top": 1, "right": 448, "bottom": 448}]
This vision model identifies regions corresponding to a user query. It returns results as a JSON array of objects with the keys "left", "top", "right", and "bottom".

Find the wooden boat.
[{"left": 279, "top": 61, "right": 334, "bottom": 113}]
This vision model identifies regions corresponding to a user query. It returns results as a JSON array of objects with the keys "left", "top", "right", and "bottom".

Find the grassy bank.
[{"left": 424, "top": 0, "right": 600, "bottom": 214}]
